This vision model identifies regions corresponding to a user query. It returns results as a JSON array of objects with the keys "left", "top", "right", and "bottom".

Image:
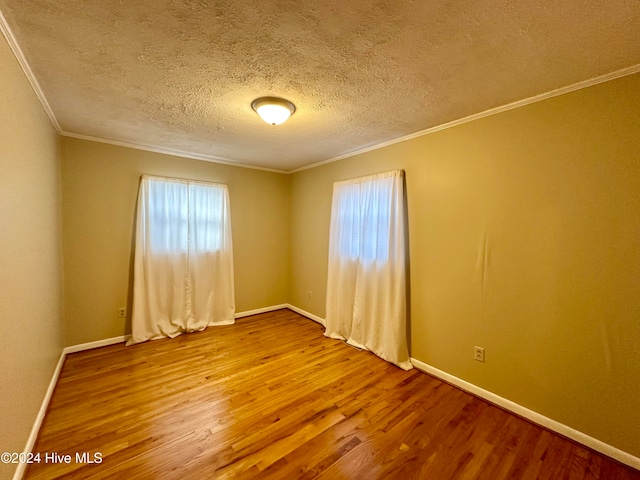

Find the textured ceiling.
[{"left": 1, "top": 1, "right": 639, "bottom": 172}]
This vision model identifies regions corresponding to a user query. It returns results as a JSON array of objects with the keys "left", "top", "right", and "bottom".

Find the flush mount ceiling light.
[{"left": 251, "top": 97, "right": 296, "bottom": 125}]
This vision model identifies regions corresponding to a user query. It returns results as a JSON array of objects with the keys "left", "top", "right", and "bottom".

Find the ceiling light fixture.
[{"left": 251, "top": 97, "right": 296, "bottom": 125}]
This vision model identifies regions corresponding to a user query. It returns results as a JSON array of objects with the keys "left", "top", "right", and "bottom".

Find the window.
[
  {"left": 324, "top": 170, "right": 411, "bottom": 370},
  {"left": 333, "top": 176, "right": 392, "bottom": 263},
  {"left": 147, "top": 178, "right": 226, "bottom": 252},
  {"left": 130, "top": 175, "right": 235, "bottom": 345}
]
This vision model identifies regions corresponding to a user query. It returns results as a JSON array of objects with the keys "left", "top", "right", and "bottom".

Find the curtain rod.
[{"left": 140, "top": 174, "right": 227, "bottom": 188}]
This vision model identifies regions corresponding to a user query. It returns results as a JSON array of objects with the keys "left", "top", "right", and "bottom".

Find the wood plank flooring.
[{"left": 26, "top": 309, "right": 640, "bottom": 479}]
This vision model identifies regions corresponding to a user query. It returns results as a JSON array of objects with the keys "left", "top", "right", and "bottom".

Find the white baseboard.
[
  {"left": 285, "top": 304, "right": 326, "bottom": 326},
  {"left": 12, "top": 350, "right": 66, "bottom": 480},
  {"left": 11, "top": 304, "right": 287, "bottom": 479},
  {"left": 235, "top": 304, "right": 287, "bottom": 318},
  {"left": 410, "top": 358, "right": 640, "bottom": 471},
  {"left": 22, "top": 308, "right": 636, "bottom": 475},
  {"left": 63, "top": 305, "right": 288, "bottom": 353},
  {"left": 63, "top": 335, "right": 131, "bottom": 354}
]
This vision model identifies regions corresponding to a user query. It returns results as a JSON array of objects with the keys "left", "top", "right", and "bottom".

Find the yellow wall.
[
  {"left": 61, "top": 138, "right": 290, "bottom": 346},
  {"left": 3, "top": 18, "right": 640, "bottom": 464},
  {"left": 289, "top": 73, "right": 640, "bottom": 457},
  {"left": 0, "top": 33, "right": 64, "bottom": 478}
]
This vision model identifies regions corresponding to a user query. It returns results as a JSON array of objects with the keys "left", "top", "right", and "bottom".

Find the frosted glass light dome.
[{"left": 251, "top": 97, "right": 296, "bottom": 125}]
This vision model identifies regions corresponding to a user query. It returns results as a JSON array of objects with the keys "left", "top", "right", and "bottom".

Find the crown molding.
[
  {"left": 64, "top": 63, "right": 640, "bottom": 176},
  {"left": 61, "top": 132, "right": 289, "bottom": 174},
  {"left": 0, "top": 7, "right": 287, "bottom": 175},
  {"left": 0, "top": 9, "right": 61, "bottom": 133},
  {"left": 3, "top": 6, "right": 639, "bottom": 176},
  {"left": 289, "top": 63, "right": 640, "bottom": 174}
]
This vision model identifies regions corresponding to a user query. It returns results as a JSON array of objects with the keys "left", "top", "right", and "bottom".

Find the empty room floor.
[{"left": 26, "top": 309, "right": 640, "bottom": 479}]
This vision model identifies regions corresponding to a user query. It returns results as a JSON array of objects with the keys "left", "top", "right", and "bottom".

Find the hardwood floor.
[{"left": 26, "top": 309, "right": 639, "bottom": 479}]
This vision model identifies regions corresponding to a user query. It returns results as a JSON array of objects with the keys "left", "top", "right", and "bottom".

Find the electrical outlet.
[
  {"left": 118, "top": 307, "right": 126, "bottom": 318},
  {"left": 474, "top": 346, "right": 485, "bottom": 363},
  {"left": 307, "top": 291, "right": 312, "bottom": 300}
]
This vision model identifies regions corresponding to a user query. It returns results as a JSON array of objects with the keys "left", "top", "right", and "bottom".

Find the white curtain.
[
  {"left": 325, "top": 170, "right": 411, "bottom": 370},
  {"left": 128, "top": 175, "right": 235, "bottom": 345}
]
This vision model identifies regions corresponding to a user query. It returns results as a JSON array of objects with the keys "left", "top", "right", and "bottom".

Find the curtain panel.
[
  {"left": 128, "top": 175, "right": 235, "bottom": 345},
  {"left": 325, "top": 170, "right": 411, "bottom": 370}
]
